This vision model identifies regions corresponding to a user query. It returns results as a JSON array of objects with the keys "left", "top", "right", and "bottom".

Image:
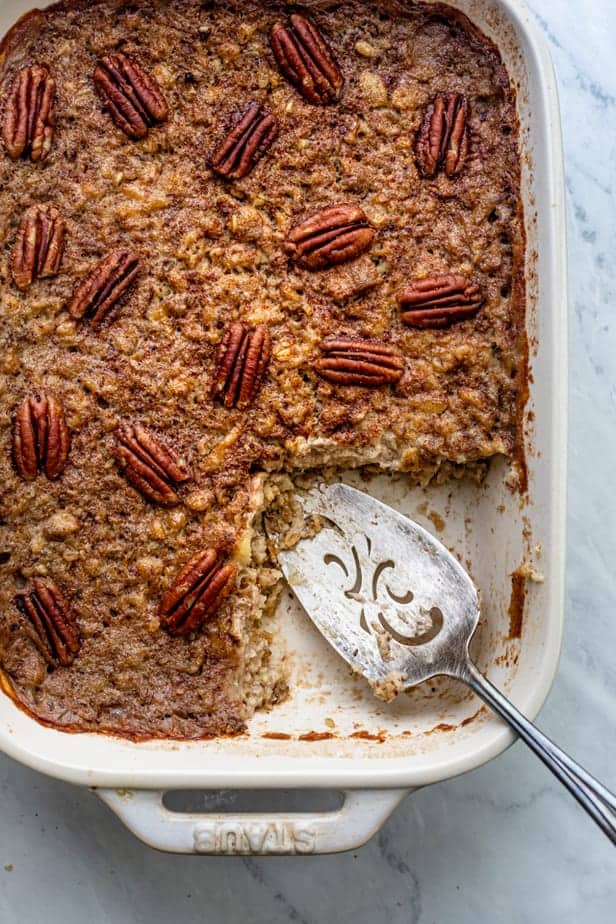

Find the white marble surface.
[{"left": 1, "top": 1, "right": 615, "bottom": 920}]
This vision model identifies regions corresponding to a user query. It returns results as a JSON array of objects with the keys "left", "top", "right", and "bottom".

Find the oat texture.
[{"left": 0, "top": 0, "right": 525, "bottom": 738}]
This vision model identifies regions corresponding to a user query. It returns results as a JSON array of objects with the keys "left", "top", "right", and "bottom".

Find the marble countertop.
[{"left": 1, "top": 1, "right": 615, "bottom": 920}]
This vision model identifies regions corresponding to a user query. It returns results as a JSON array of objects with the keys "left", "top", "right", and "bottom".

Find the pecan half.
[
  {"left": 316, "top": 338, "right": 404, "bottom": 386},
  {"left": 210, "top": 103, "right": 278, "bottom": 179},
  {"left": 94, "top": 53, "right": 168, "bottom": 140},
  {"left": 159, "top": 548, "right": 237, "bottom": 636},
  {"left": 68, "top": 250, "right": 140, "bottom": 325},
  {"left": 115, "top": 423, "right": 190, "bottom": 506},
  {"left": 2, "top": 64, "right": 56, "bottom": 162},
  {"left": 270, "top": 13, "right": 343, "bottom": 105},
  {"left": 284, "top": 204, "right": 375, "bottom": 271},
  {"left": 211, "top": 322, "right": 271, "bottom": 409},
  {"left": 15, "top": 578, "right": 81, "bottom": 666},
  {"left": 11, "top": 203, "right": 65, "bottom": 290},
  {"left": 415, "top": 93, "right": 469, "bottom": 179},
  {"left": 12, "top": 393, "right": 70, "bottom": 481},
  {"left": 397, "top": 274, "right": 484, "bottom": 328}
]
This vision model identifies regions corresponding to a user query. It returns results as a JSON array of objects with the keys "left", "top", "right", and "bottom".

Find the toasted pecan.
[
  {"left": 316, "top": 338, "right": 404, "bottom": 386},
  {"left": 94, "top": 53, "right": 168, "bottom": 139},
  {"left": 2, "top": 64, "right": 55, "bottom": 161},
  {"left": 284, "top": 204, "right": 375, "bottom": 270},
  {"left": 12, "top": 392, "right": 70, "bottom": 481},
  {"left": 159, "top": 549, "right": 237, "bottom": 636},
  {"left": 114, "top": 423, "right": 190, "bottom": 506},
  {"left": 270, "top": 13, "right": 343, "bottom": 105},
  {"left": 15, "top": 579, "right": 81, "bottom": 666},
  {"left": 397, "top": 274, "right": 484, "bottom": 328}
]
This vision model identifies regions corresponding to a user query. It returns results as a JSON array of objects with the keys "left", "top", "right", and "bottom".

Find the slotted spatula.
[{"left": 274, "top": 482, "right": 616, "bottom": 845}]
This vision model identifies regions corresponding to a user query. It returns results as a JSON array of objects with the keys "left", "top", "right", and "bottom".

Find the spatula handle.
[{"left": 461, "top": 659, "right": 616, "bottom": 845}]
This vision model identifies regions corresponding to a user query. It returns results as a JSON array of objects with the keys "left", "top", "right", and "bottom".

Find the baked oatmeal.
[{"left": 0, "top": 0, "right": 526, "bottom": 739}]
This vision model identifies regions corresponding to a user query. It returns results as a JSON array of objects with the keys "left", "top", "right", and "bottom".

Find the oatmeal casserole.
[{"left": 0, "top": 0, "right": 526, "bottom": 739}]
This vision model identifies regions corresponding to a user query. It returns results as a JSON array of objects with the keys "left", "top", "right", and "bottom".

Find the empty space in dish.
[{"left": 246, "top": 461, "right": 533, "bottom": 753}]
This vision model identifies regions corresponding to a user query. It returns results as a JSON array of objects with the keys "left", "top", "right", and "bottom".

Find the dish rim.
[{"left": 0, "top": 0, "right": 567, "bottom": 793}]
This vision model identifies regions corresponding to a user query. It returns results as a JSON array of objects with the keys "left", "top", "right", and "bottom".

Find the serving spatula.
[{"left": 274, "top": 482, "right": 616, "bottom": 845}]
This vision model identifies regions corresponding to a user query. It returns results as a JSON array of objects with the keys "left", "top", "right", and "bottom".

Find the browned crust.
[
  {"left": 0, "top": 668, "right": 246, "bottom": 740},
  {"left": 512, "top": 194, "right": 530, "bottom": 496},
  {"left": 298, "top": 731, "right": 335, "bottom": 741},
  {"left": 508, "top": 569, "right": 526, "bottom": 639},
  {"left": 0, "top": 9, "right": 46, "bottom": 73}
]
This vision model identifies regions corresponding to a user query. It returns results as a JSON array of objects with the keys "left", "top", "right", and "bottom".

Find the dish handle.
[{"left": 94, "top": 787, "right": 410, "bottom": 855}]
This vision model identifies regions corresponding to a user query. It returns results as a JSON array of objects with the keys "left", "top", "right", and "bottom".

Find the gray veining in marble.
[{"left": 1, "top": 1, "right": 615, "bottom": 920}]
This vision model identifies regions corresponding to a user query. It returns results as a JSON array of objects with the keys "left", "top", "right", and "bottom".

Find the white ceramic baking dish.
[{"left": 0, "top": 0, "right": 566, "bottom": 854}]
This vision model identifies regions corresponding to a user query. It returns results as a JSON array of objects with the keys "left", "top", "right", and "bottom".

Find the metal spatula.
[{"left": 274, "top": 482, "right": 616, "bottom": 845}]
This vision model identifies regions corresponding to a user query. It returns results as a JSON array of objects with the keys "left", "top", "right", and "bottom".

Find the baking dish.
[{"left": 0, "top": 0, "right": 566, "bottom": 853}]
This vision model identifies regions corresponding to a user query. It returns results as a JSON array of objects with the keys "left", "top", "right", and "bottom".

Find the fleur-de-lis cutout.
[{"left": 324, "top": 534, "right": 441, "bottom": 647}]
